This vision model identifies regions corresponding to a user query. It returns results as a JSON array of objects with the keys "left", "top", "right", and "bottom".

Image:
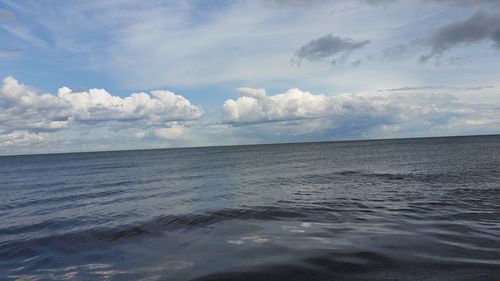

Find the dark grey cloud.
[
  {"left": 294, "top": 34, "right": 370, "bottom": 65},
  {"left": 421, "top": 12, "right": 500, "bottom": 62}
]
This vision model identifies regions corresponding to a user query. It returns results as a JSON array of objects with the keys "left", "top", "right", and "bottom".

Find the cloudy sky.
[{"left": 1, "top": 0, "right": 500, "bottom": 155}]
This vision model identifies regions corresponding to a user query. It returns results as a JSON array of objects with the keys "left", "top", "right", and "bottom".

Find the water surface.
[{"left": 1, "top": 135, "right": 500, "bottom": 280}]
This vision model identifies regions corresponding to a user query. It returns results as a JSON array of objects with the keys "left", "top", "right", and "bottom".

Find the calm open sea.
[{"left": 1, "top": 135, "right": 500, "bottom": 280}]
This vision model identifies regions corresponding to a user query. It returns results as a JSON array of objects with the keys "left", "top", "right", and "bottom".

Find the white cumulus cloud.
[
  {"left": 56, "top": 87, "right": 202, "bottom": 122},
  {"left": 223, "top": 87, "right": 500, "bottom": 138},
  {"left": 224, "top": 87, "right": 401, "bottom": 123},
  {"left": 0, "top": 76, "right": 203, "bottom": 133},
  {"left": 224, "top": 88, "right": 335, "bottom": 122}
]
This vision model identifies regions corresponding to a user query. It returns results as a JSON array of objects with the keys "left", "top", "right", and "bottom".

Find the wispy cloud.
[
  {"left": 0, "top": 46, "right": 21, "bottom": 51},
  {"left": 0, "top": 9, "right": 15, "bottom": 21},
  {"left": 423, "top": 0, "right": 500, "bottom": 8},
  {"left": 0, "top": 131, "right": 47, "bottom": 147},
  {"left": 381, "top": 85, "right": 496, "bottom": 92}
]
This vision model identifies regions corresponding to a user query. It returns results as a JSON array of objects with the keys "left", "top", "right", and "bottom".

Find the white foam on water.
[
  {"left": 241, "top": 236, "right": 269, "bottom": 243},
  {"left": 282, "top": 224, "right": 308, "bottom": 233}
]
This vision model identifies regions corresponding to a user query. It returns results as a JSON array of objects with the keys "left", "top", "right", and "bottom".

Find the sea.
[{"left": 1, "top": 135, "right": 499, "bottom": 281}]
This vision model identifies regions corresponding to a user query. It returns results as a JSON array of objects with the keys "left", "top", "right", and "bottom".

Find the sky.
[{"left": 0, "top": 0, "right": 500, "bottom": 155}]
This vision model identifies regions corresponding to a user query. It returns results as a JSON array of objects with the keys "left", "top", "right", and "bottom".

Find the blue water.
[{"left": 1, "top": 135, "right": 500, "bottom": 280}]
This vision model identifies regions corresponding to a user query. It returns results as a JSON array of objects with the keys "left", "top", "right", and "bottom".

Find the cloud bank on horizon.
[{"left": 0, "top": 0, "right": 499, "bottom": 154}]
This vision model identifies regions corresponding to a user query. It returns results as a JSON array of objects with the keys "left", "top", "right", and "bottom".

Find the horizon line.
[{"left": 1, "top": 133, "right": 499, "bottom": 158}]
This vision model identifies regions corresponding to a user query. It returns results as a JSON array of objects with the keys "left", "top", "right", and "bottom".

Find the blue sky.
[{"left": 1, "top": 0, "right": 500, "bottom": 155}]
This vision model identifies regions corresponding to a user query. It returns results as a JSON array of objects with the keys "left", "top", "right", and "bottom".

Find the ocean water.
[{"left": 1, "top": 135, "right": 500, "bottom": 281}]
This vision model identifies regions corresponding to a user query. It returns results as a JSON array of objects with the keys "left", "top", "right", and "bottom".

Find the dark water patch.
[
  {"left": 0, "top": 206, "right": 308, "bottom": 260},
  {"left": 190, "top": 264, "right": 339, "bottom": 281},
  {"left": 190, "top": 251, "right": 500, "bottom": 281}
]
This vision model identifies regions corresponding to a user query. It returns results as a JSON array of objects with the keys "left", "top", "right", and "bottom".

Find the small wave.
[
  {"left": 320, "top": 169, "right": 497, "bottom": 186},
  {"left": 0, "top": 218, "right": 81, "bottom": 236},
  {"left": 0, "top": 206, "right": 307, "bottom": 260},
  {"left": 0, "top": 189, "right": 126, "bottom": 211}
]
